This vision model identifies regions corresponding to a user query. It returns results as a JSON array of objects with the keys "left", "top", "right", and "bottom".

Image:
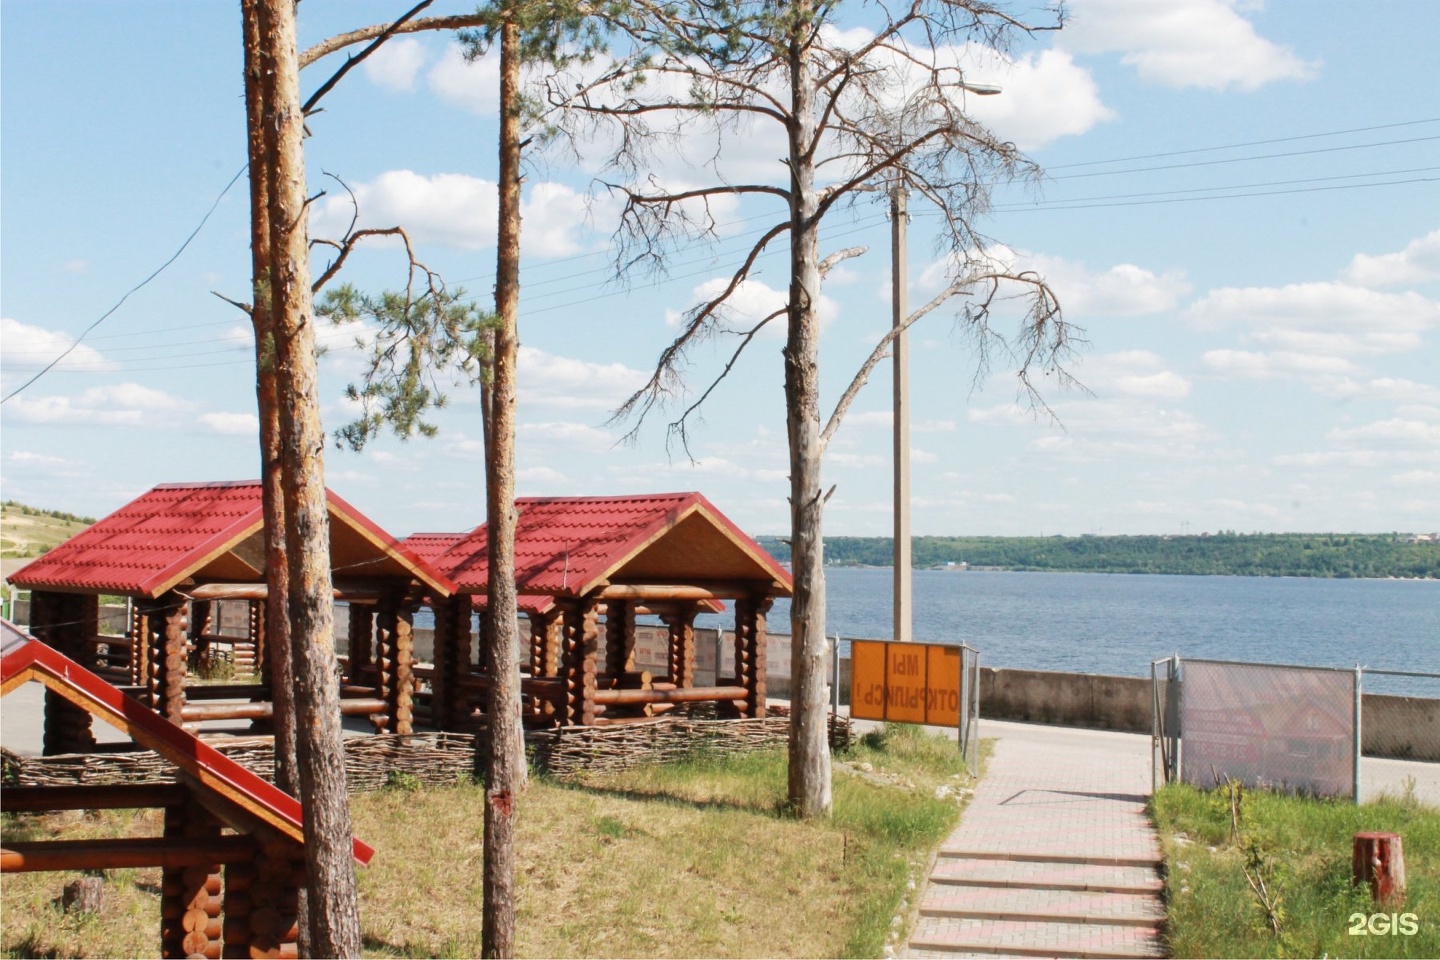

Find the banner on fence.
[
  {"left": 1181, "top": 659, "right": 1355, "bottom": 797},
  {"left": 850, "top": 639, "right": 962, "bottom": 727}
]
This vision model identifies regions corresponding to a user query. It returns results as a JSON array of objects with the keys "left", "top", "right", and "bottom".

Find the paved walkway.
[{"left": 903, "top": 721, "right": 1167, "bottom": 959}]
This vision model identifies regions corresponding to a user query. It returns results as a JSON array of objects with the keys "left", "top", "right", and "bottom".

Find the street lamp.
[{"left": 892, "top": 78, "right": 1000, "bottom": 645}]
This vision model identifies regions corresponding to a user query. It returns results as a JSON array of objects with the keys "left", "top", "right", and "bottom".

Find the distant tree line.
[
  {"left": 2, "top": 501, "right": 96, "bottom": 525},
  {"left": 754, "top": 532, "right": 1440, "bottom": 579}
]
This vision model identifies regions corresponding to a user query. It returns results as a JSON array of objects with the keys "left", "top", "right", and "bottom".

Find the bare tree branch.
[
  {"left": 299, "top": 10, "right": 489, "bottom": 68},
  {"left": 303, "top": 1, "right": 434, "bottom": 115}
]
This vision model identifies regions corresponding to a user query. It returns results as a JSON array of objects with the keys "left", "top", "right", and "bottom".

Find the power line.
[
  {"left": 1045, "top": 117, "right": 1440, "bottom": 170},
  {"left": 1, "top": 164, "right": 249, "bottom": 404},
  {"left": 993, "top": 175, "right": 1437, "bottom": 213},
  {"left": 1047, "top": 135, "right": 1440, "bottom": 182}
]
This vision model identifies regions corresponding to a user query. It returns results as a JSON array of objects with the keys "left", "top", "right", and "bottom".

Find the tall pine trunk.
[
  {"left": 240, "top": 0, "right": 298, "bottom": 799},
  {"left": 259, "top": 0, "right": 362, "bottom": 953},
  {"left": 784, "top": 4, "right": 832, "bottom": 819},
  {"left": 482, "top": 11, "right": 524, "bottom": 958}
]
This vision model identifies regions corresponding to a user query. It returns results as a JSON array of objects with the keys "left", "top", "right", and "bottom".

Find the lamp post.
[{"left": 892, "top": 79, "right": 1000, "bottom": 646}]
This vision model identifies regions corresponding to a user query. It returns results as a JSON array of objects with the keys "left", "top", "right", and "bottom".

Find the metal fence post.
[
  {"left": 1354, "top": 663, "right": 1363, "bottom": 805},
  {"left": 831, "top": 634, "right": 841, "bottom": 730}
]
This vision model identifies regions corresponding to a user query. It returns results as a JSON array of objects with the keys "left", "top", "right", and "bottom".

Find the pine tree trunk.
[
  {"left": 482, "top": 11, "right": 524, "bottom": 959},
  {"left": 784, "top": 4, "right": 833, "bottom": 820},
  {"left": 240, "top": 0, "right": 298, "bottom": 800},
  {"left": 258, "top": 0, "right": 362, "bottom": 954}
]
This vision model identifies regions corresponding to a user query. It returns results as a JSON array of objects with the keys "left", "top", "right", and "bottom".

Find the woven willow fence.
[{"left": 2, "top": 712, "right": 853, "bottom": 791}]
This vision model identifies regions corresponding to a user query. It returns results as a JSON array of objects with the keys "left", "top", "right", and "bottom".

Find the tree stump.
[
  {"left": 62, "top": 876, "right": 104, "bottom": 915},
  {"left": 1353, "top": 831, "right": 1407, "bottom": 906}
]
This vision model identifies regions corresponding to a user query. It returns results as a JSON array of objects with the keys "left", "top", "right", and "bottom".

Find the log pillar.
[
  {"left": 527, "top": 611, "right": 561, "bottom": 720},
  {"left": 223, "top": 825, "right": 302, "bottom": 960},
  {"left": 429, "top": 595, "right": 467, "bottom": 731},
  {"left": 346, "top": 602, "right": 374, "bottom": 685},
  {"left": 661, "top": 605, "right": 698, "bottom": 689},
  {"left": 558, "top": 599, "right": 600, "bottom": 725},
  {"left": 451, "top": 596, "right": 474, "bottom": 728},
  {"left": 376, "top": 593, "right": 414, "bottom": 735},
  {"left": 603, "top": 600, "right": 636, "bottom": 677},
  {"left": 129, "top": 598, "right": 150, "bottom": 688},
  {"left": 32, "top": 590, "right": 97, "bottom": 755},
  {"left": 189, "top": 598, "right": 214, "bottom": 673},
  {"left": 160, "top": 799, "right": 223, "bottom": 959},
  {"left": 1354, "top": 832, "right": 1407, "bottom": 906},
  {"left": 137, "top": 592, "right": 189, "bottom": 726},
  {"left": 248, "top": 599, "right": 266, "bottom": 684},
  {"left": 732, "top": 593, "right": 771, "bottom": 719}
]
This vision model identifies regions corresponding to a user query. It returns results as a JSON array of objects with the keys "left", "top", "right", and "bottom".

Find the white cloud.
[
  {"left": 1079, "top": 350, "right": 1191, "bottom": 400},
  {"left": 1, "top": 317, "right": 117, "bottom": 388},
  {"left": 1199, "top": 349, "right": 1356, "bottom": 380},
  {"left": 7, "top": 450, "right": 68, "bottom": 467},
  {"left": 1327, "top": 418, "right": 1440, "bottom": 448},
  {"left": 666, "top": 276, "right": 837, "bottom": 336},
  {"left": 1186, "top": 282, "right": 1440, "bottom": 359},
  {"left": 3, "top": 383, "right": 181, "bottom": 427},
  {"left": 363, "top": 36, "right": 429, "bottom": 91},
  {"left": 518, "top": 346, "right": 647, "bottom": 411},
  {"left": 958, "top": 46, "right": 1115, "bottom": 150},
  {"left": 1060, "top": 0, "right": 1319, "bottom": 91},
  {"left": 309, "top": 171, "right": 601, "bottom": 256},
  {"left": 62, "top": 259, "right": 88, "bottom": 274},
  {"left": 428, "top": 42, "right": 501, "bottom": 116},
  {"left": 911, "top": 447, "right": 939, "bottom": 464},
  {"left": 1028, "top": 256, "right": 1190, "bottom": 317},
  {"left": 1314, "top": 377, "right": 1440, "bottom": 405},
  {"left": 198, "top": 411, "right": 260, "bottom": 436},
  {"left": 1343, "top": 229, "right": 1440, "bottom": 288},
  {"left": 1392, "top": 469, "right": 1440, "bottom": 487}
]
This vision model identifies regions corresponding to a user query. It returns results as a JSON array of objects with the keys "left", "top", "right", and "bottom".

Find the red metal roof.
[
  {"left": 0, "top": 621, "right": 373, "bottom": 864},
  {"left": 423, "top": 493, "right": 792, "bottom": 598},
  {"left": 11, "top": 481, "right": 453, "bottom": 599}
]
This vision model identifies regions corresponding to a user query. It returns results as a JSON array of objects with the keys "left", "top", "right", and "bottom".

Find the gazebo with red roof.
[
  {"left": 1, "top": 620, "right": 373, "bottom": 958},
  {"left": 9, "top": 481, "right": 454, "bottom": 751},
  {"left": 406, "top": 492, "right": 792, "bottom": 728}
]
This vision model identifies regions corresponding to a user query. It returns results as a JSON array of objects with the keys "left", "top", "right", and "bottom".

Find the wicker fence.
[{"left": 2, "top": 710, "right": 853, "bottom": 792}]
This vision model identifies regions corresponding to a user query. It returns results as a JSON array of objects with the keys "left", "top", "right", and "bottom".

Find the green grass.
[
  {"left": 1153, "top": 781, "right": 1440, "bottom": 958},
  {"left": 2, "top": 727, "right": 984, "bottom": 959}
]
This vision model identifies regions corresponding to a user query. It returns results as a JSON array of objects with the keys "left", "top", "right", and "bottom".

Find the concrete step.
[
  {"left": 930, "top": 857, "right": 1162, "bottom": 894},
  {"left": 908, "top": 916, "right": 1166, "bottom": 959},
  {"left": 921, "top": 885, "right": 1164, "bottom": 927},
  {"left": 938, "top": 848, "right": 1162, "bottom": 869}
]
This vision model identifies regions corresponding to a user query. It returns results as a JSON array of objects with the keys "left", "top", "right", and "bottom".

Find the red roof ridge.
[{"left": 152, "top": 480, "right": 262, "bottom": 490}]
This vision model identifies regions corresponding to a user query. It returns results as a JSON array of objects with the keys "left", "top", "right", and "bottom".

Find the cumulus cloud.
[
  {"left": 3, "top": 383, "right": 182, "bottom": 427},
  {"left": 1079, "top": 350, "right": 1191, "bottom": 400},
  {"left": 363, "top": 36, "right": 429, "bottom": 91},
  {"left": 1, "top": 317, "right": 117, "bottom": 388},
  {"left": 1199, "top": 349, "right": 1356, "bottom": 380},
  {"left": 1186, "top": 282, "right": 1440, "bottom": 358},
  {"left": 1327, "top": 418, "right": 1440, "bottom": 448},
  {"left": 1343, "top": 229, "right": 1440, "bottom": 288},
  {"left": 198, "top": 411, "right": 260, "bottom": 436},
  {"left": 1027, "top": 256, "right": 1190, "bottom": 317},
  {"left": 956, "top": 46, "right": 1114, "bottom": 150},
  {"left": 518, "top": 346, "right": 647, "bottom": 411},
  {"left": 1060, "top": 0, "right": 1319, "bottom": 91},
  {"left": 309, "top": 171, "right": 601, "bottom": 256},
  {"left": 666, "top": 276, "right": 838, "bottom": 337}
]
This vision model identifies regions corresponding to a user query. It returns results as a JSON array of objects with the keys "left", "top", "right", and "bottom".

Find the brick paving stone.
[
  {"left": 929, "top": 858, "right": 1162, "bottom": 893},
  {"left": 903, "top": 722, "right": 1168, "bottom": 959}
]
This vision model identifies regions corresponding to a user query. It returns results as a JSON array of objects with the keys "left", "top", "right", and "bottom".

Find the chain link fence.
[{"left": 1153, "top": 656, "right": 1439, "bottom": 801}]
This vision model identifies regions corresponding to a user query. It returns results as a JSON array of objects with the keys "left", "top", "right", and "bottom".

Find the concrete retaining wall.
[
  {"left": 977, "top": 667, "right": 1153, "bottom": 733},
  {"left": 1365, "top": 694, "right": 1440, "bottom": 762}
]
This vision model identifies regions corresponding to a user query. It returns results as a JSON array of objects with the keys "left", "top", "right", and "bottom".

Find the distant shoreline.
[{"left": 757, "top": 531, "right": 1440, "bottom": 580}]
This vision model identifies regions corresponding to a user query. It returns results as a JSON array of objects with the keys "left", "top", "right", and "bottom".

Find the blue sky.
[{"left": 2, "top": 0, "right": 1437, "bottom": 540}]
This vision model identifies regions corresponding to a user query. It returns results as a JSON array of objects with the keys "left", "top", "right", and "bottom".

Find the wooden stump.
[
  {"left": 1353, "top": 831, "right": 1406, "bottom": 906},
  {"left": 62, "top": 876, "right": 104, "bottom": 915}
]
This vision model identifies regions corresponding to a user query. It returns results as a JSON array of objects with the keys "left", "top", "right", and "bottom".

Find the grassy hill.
[{"left": 1, "top": 501, "right": 94, "bottom": 560}]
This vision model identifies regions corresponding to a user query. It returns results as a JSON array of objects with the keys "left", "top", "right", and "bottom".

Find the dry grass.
[
  {"left": 1, "top": 726, "right": 979, "bottom": 959},
  {"left": 0, "top": 809, "right": 165, "bottom": 960}
]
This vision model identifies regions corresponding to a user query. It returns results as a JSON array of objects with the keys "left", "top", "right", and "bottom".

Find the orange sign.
[{"left": 850, "top": 639, "right": 964, "bottom": 727}]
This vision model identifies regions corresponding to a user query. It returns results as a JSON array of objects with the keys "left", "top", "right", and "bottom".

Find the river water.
[{"left": 696, "top": 568, "right": 1439, "bottom": 689}]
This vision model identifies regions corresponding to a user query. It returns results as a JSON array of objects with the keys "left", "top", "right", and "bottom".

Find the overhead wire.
[{"left": 6, "top": 117, "right": 1436, "bottom": 382}]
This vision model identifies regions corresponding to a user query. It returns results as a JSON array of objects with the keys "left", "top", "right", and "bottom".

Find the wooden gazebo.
[
  {"left": 405, "top": 493, "right": 793, "bottom": 728},
  {"left": 9, "top": 481, "right": 454, "bottom": 752},
  {"left": 1, "top": 621, "right": 373, "bottom": 958}
]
